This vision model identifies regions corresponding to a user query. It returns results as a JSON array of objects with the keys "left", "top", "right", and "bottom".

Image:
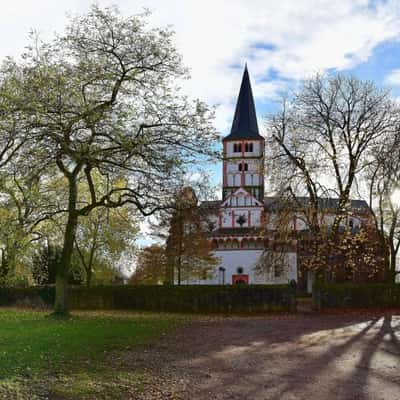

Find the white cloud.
[
  {"left": 3, "top": 1, "right": 400, "bottom": 244},
  {"left": 2, "top": 1, "right": 400, "bottom": 133},
  {"left": 385, "top": 68, "right": 400, "bottom": 86}
]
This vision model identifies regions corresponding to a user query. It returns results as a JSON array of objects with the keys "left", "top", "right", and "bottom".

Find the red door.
[{"left": 232, "top": 274, "right": 249, "bottom": 284}]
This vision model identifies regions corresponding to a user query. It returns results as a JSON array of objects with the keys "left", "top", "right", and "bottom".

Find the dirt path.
[{"left": 128, "top": 313, "right": 400, "bottom": 400}]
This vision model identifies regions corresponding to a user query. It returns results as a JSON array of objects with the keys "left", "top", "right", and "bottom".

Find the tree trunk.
[
  {"left": 177, "top": 255, "right": 181, "bottom": 285},
  {"left": 86, "top": 267, "right": 92, "bottom": 287},
  {"left": 389, "top": 242, "right": 397, "bottom": 283},
  {"left": 53, "top": 176, "right": 79, "bottom": 315},
  {"left": 85, "top": 235, "right": 97, "bottom": 287}
]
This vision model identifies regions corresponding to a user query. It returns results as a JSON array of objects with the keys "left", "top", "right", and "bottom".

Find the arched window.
[
  {"left": 233, "top": 143, "right": 242, "bottom": 153},
  {"left": 245, "top": 143, "right": 253, "bottom": 152}
]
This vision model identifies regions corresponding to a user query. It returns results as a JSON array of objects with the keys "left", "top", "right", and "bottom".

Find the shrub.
[
  {"left": 313, "top": 282, "right": 400, "bottom": 309},
  {"left": 0, "top": 284, "right": 295, "bottom": 313}
]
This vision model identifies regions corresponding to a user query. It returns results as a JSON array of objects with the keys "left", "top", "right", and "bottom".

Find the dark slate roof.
[
  {"left": 201, "top": 197, "right": 370, "bottom": 212},
  {"left": 209, "top": 227, "right": 264, "bottom": 237},
  {"left": 223, "top": 65, "right": 263, "bottom": 141},
  {"left": 264, "top": 196, "right": 370, "bottom": 212},
  {"left": 200, "top": 200, "right": 221, "bottom": 209}
]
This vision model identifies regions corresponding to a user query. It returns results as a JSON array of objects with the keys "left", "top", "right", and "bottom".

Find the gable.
[{"left": 221, "top": 188, "right": 263, "bottom": 207}]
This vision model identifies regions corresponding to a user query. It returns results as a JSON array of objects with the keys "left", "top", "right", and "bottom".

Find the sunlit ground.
[{"left": 167, "top": 314, "right": 400, "bottom": 399}]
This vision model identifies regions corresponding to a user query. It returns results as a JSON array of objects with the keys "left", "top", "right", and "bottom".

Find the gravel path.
[{"left": 129, "top": 313, "right": 400, "bottom": 400}]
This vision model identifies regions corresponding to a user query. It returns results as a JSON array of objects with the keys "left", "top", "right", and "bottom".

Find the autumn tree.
[
  {"left": 129, "top": 244, "right": 166, "bottom": 285},
  {"left": 159, "top": 187, "right": 218, "bottom": 285},
  {"left": 1, "top": 5, "right": 217, "bottom": 314}
]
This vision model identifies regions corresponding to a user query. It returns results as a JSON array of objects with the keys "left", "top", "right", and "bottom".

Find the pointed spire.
[{"left": 224, "top": 65, "right": 262, "bottom": 141}]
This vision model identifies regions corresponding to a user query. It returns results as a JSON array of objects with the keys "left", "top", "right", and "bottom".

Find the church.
[{"left": 182, "top": 66, "right": 375, "bottom": 291}]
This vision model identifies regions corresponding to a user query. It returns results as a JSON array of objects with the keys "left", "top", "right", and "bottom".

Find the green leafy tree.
[
  {"left": 32, "top": 244, "right": 83, "bottom": 285},
  {"left": 75, "top": 205, "right": 138, "bottom": 286},
  {"left": 2, "top": 5, "right": 217, "bottom": 314}
]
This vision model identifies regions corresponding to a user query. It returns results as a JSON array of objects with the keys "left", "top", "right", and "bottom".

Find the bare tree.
[
  {"left": 266, "top": 74, "right": 398, "bottom": 282},
  {"left": 267, "top": 74, "right": 398, "bottom": 230},
  {"left": 365, "top": 129, "right": 400, "bottom": 281}
]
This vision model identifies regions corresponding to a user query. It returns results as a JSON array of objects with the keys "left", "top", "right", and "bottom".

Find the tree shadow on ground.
[
  {"left": 18, "top": 313, "right": 400, "bottom": 400},
  {"left": 138, "top": 313, "right": 400, "bottom": 400}
]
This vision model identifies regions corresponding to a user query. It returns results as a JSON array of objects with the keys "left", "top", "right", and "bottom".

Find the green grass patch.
[{"left": 0, "top": 308, "right": 187, "bottom": 399}]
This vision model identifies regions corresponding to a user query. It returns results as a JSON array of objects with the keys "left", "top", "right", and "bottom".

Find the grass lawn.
[{"left": 0, "top": 308, "right": 187, "bottom": 399}]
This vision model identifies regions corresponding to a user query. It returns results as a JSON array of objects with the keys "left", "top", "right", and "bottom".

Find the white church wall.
[
  {"left": 244, "top": 173, "right": 260, "bottom": 186},
  {"left": 227, "top": 161, "right": 237, "bottom": 172},
  {"left": 180, "top": 250, "right": 298, "bottom": 285},
  {"left": 220, "top": 207, "right": 264, "bottom": 228},
  {"left": 221, "top": 210, "right": 231, "bottom": 227},
  {"left": 294, "top": 215, "right": 308, "bottom": 230},
  {"left": 253, "top": 252, "right": 297, "bottom": 284},
  {"left": 250, "top": 209, "right": 262, "bottom": 226},
  {"left": 226, "top": 142, "right": 237, "bottom": 158},
  {"left": 213, "top": 250, "right": 263, "bottom": 284}
]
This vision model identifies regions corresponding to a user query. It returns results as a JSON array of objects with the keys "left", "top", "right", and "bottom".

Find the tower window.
[
  {"left": 244, "top": 163, "right": 248, "bottom": 171},
  {"left": 238, "top": 163, "right": 248, "bottom": 171},
  {"left": 245, "top": 143, "right": 253, "bottom": 152},
  {"left": 238, "top": 163, "right": 242, "bottom": 171},
  {"left": 233, "top": 143, "right": 242, "bottom": 153}
]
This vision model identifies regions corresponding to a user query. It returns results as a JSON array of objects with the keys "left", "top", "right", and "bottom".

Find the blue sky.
[{"left": 3, "top": 0, "right": 400, "bottom": 242}]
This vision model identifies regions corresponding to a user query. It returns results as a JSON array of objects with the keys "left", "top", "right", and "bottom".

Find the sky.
[{"left": 3, "top": 0, "right": 400, "bottom": 243}]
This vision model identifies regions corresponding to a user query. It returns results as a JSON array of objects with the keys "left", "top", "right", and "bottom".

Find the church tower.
[{"left": 222, "top": 65, "right": 264, "bottom": 202}]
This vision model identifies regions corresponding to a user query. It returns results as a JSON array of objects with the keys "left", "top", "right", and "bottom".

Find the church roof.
[
  {"left": 264, "top": 197, "right": 370, "bottom": 212},
  {"left": 201, "top": 197, "right": 370, "bottom": 212},
  {"left": 209, "top": 227, "right": 264, "bottom": 237},
  {"left": 223, "top": 65, "right": 263, "bottom": 141}
]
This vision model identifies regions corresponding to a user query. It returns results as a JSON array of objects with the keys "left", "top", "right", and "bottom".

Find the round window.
[{"left": 237, "top": 267, "right": 244, "bottom": 274}]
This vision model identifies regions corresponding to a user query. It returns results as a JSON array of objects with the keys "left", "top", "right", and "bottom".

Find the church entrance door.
[{"left": 232, "top": 274, "right": 249, "bottom": 284}]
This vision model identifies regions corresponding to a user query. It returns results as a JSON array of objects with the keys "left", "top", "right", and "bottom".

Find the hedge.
[
  {"left": 313, "top": 282, "right": 400, "bottom": 309},
  {"left": 0, "top": 284, "right": 296, "bottom": 313}
]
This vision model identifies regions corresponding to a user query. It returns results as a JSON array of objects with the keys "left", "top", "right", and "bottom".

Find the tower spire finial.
[{"left": 223, "top": 65, "right": 261, "bottom": 140}]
